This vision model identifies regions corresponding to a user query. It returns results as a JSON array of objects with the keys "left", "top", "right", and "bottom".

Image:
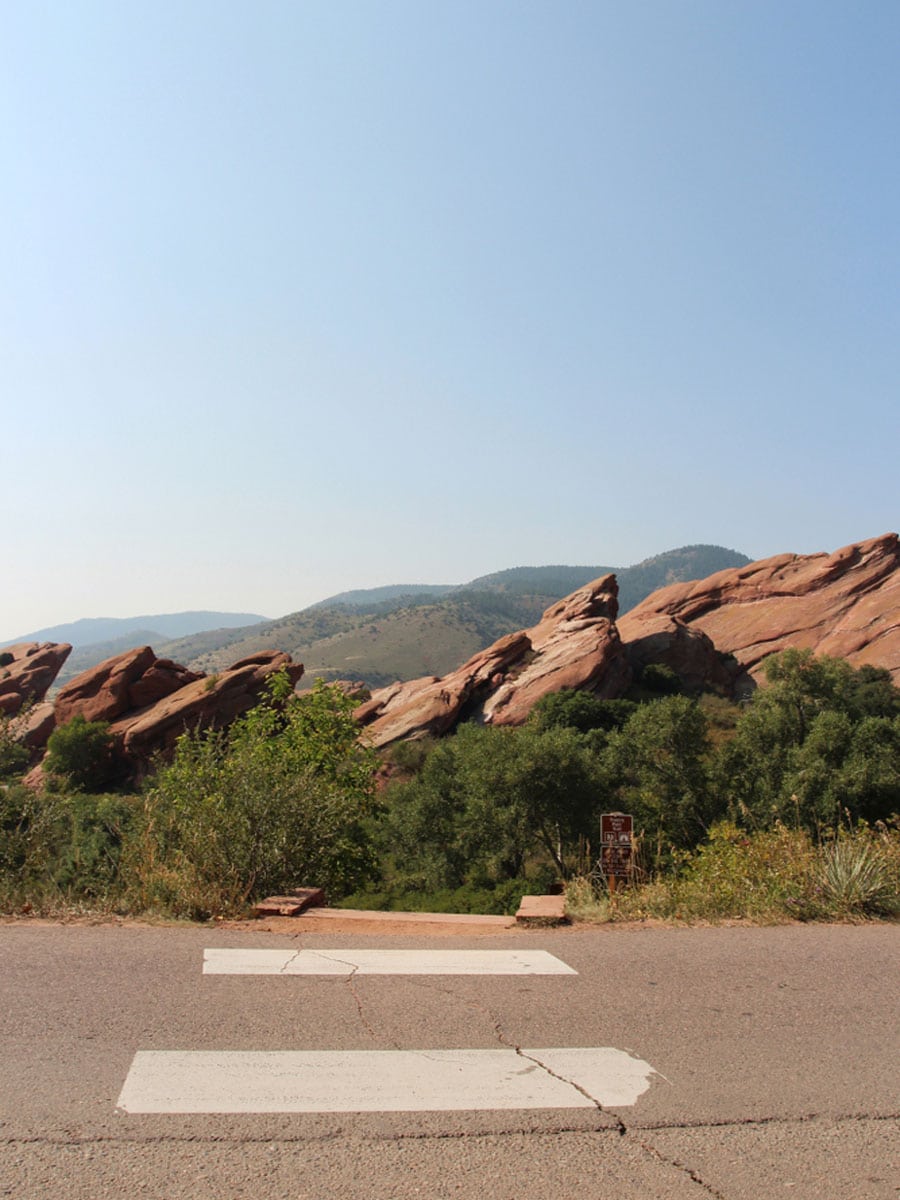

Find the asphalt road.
[{"left": 1, "top": 921, "right": 897, "bottom": 1199}]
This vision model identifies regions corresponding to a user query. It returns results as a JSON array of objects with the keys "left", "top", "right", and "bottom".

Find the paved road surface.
[{"left": 1, "top": 921, "right": 897, "bottom": 1198}]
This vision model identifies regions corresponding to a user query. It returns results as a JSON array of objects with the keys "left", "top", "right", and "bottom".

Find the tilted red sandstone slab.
[
  {"left": 617, "top": 612, "right": 740, "bottom": 695},
  {"left": 355, "top": 576, "right": 631, "bottom": 745},
  {"left": 54, "top": 646, "right": 203, "bottom": 727},
  {"left": 355, "top": 633, "right": 531, "bottom": 747},
  {"left": 19, "top": 701, "right": 57, "bottom": 752},
  {"left": 0, "top": 642, "right": 72, "bottom": 716},
  {"left": 482, "top": 576, "right": 631, "bottom": 725},
  {"left": 111, "top": 650, "right": 304, "bottom": 763},
  {"left": 622, "top": 533, "right": 900, "bottom": 684}
]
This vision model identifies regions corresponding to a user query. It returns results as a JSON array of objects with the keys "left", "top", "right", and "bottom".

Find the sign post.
[{"left": 600, "top": 812, "right": 634, "bottom": 899}]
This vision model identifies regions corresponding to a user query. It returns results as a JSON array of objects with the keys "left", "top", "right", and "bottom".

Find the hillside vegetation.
[
  {"left": 2, "top": 649, "right": 897, "bottom": 923},
  {"left": 163, "top": 544, "right": 750, "bottom": 687}
]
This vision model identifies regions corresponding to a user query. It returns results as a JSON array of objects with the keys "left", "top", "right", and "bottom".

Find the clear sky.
[{"left": 3, "top": 1, "right": 898, "bottom": 640}]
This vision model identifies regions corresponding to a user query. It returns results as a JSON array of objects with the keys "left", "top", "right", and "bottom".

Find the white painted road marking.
[
  {"left": 202, "top": 948, "right": 577, "bottom": 976},
  {"left": 117, "top": 1047, "right": 656, "bottom": 1113}
]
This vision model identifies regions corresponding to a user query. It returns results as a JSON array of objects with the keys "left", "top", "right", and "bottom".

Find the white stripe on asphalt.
[
  {"left": 117, "top": 1047, "right": 656, "bottom": 1113},
  {"left": 202, "top": 948, "right": 577, "bottom": 975}
]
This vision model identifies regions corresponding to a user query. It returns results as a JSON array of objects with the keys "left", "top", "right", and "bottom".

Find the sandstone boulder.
[
  {"left": 0, "top": 642, "right": 72, "bottom": 716},
  {"left": 356, "top": 576, "right": 631, "bottom": 745},
  {"left": 617, "top": 612, "right": 740, "bottom": 695},
  {"left": 111, "top": 650, "right": 304, "bottom": 766},
  {"left": 355, "top": 633, "right": 531, "bottom": 747},
  {"left": 482, "top": 576, "right": 632, "bottom": 725},
  {"left": 19, "top": 701, "right": 57, "bottom": 752},
  {"left": 623, "top": 533, "right": 900, "bottom": 684},
  {"left": 53, "top": 646, "right": 202, "bottom": 727}
]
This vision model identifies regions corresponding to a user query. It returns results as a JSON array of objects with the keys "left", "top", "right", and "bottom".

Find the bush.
[
  {"left": 565, "top": 823, "right": 900, "bottom": 924},
  {"left": 530, "top": 690, "right": 636, "bottom": 734},
  {"left": 0, "top": 711, "right": 30, "bottom": 780},
  {"left": 0, "top": 785, "right": 137, "bottom": 910},
  {"left": 819, "top": 836, "right": 900, "bottom": 917},
  {"left": 126, "top": 675, "right": 379, "bottom": 917},
  {"left": 45, "top": 716, "right": 116, "bottom": 793}
]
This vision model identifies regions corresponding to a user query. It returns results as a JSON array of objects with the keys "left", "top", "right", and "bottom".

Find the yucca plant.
[{"left": 819, "top": 838, "right": 900, "bottom": 917}]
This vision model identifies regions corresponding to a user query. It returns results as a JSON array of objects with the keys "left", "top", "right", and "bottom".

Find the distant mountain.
[
  {"left": 2, "top": 611, "right": 269, "bottom": 651},
  {"left": 16, "top": 547, "right": 751, "bottom": 691},
  {"left": 312, "top": 584, "right": 456, "bottom": 608},
  {"left": 162, "top": 544, "right": 751, "bottom": 688},
  {"left": 4, "top": 611, "right": 270, "bottom": 692}
]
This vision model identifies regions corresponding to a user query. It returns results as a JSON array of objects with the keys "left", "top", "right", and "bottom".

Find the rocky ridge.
[
  {"left": 8, "top": 534, "right": 898, "bottom": 773},
  {"left": 356, "top": 534, "right": 899, "bottom": 746},
  {"left": 619, "top": 532, "right": 900, "bottom": 687},
  {"left": 15, "top": 646, "right": 303, "bottom": 785}
]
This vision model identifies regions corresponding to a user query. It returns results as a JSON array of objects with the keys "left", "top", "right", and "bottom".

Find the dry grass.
[{"left": 566, "top": 822, "right": 900, "bottom": 925}]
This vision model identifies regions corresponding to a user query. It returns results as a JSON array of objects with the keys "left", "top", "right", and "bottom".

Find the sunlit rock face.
[
  {"left": 356, "top": 576, "right": 631, "bottom": 746},
  {"left": 355, "top": 534, "right": 900, "bottom": 747},
  {"left": 622, "top": 533, "right": 900, "bottom": 685},
  {"left": 0, "top": 642, "right": 71, "bottom": 716}
]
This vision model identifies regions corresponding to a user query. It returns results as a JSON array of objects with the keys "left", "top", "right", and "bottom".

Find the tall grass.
[{"left": 566, "top": 822, "right": 900, "bottom": 924}]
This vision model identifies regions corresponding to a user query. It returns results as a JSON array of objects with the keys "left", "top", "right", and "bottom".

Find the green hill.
[{"left": 160, "top": 544, "right": 751, "bottom": 689}]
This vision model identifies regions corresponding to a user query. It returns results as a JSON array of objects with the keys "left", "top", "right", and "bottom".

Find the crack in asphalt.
[
  {"left": 509, "top": 1045, "right": 627, "bottom": 1133},
  {"left": 635, "top": 1136, "right": 728, "bottom": 1198},
  {"left": 276, "top": 948, "right": 305, "bottom": 974},
  {"left": 3, "top": 1112, "right": 896, "bottom": 1148},
  {"left": 397, "top": 976, "right": 626, "bottom": 1131},
  {"left": 294, "top": 949, "right": 394, "bottom": 1046}
]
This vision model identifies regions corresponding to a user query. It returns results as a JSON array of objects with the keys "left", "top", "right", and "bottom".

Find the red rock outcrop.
[
  {"left": 53, "top": 646, "right": 202, "bottom": 727},
  {"left": 19, "top": 701, "right": 57, "bottom": 752},
  {"left": 617, "top": 613, "right": 740, "bottom": 695},
  {"left": 110, "top": 650, "right": 304, "bottom": 766},
  {"left": 622, "top": 533, "right": 900, "bottom": 685},
  {"left": 0, "top": 642, "right": 72, "bottom": 716},
  {"left": 482, "top": 576, "right": 631, "bottom": 725},
  {"left": 354, "top": 632, "right": 532, "bottom": 746},
  {"left": 356, "top": 576, "right": 631, "bottom": 746}
]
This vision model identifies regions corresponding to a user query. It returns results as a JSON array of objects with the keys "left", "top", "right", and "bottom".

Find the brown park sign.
[{"left": 600, "top": 812, "right": 634, "bottom": 879}]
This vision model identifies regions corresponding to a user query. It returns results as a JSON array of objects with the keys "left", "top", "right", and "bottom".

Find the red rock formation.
[
  {"left": 19, "top": 702, "right": 56, "bottom": 752},
  {"left": 54, "top": 646, "right": 202, "bottom": 727},
  {"left": 482, "top": 576, "right": 631, "bottom": 725},
  {"left": 617, "top": 612, "right": 739, "bottom": 695},
  {"left": 622, "top": 533, "right": 900, "bottom": 684},
  {"left": 18, "top": 646, "right": 304, "bottom": 786},
  {"left": 356, "top": 576, "right": 631, "bottom": 745},
  {"left": 355, "top": 632, "right": 531, "bottom": 747},
  {"left": 111, "top": 650, "right": 304, "bottom": 765},
  {"left": 0, "top": 642, "right": 71, "bottom": 716}
]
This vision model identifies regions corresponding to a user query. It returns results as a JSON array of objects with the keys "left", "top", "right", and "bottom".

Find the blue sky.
[{"left": 3, "top": 1, "right": 897, "bottom": 640}]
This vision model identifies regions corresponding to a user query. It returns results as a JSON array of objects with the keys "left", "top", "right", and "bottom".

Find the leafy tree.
[
  {"left": 530, "top": 689, "right": 636, "bottom": 735},
  {"left": 714, "top": 651, "right": 900, "bottom": 831},
  {"left": 385, "top": 722, "right": 603, "bottom": 885},
  {"left": 603, "top": 695, "right": 713, "bottom": 852},
  {"left": 129, "top": 675, "right": 379, "bottom": 916}
]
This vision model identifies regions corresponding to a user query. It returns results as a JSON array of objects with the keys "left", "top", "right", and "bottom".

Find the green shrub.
[
  {"left": 51, "top": 793, "right": 139, "bottom": 898},
  {"left": 639, "top": 663, "right": 683, "bottom": 695},
  {"left": 530, "top": 690, "right": 636, "bottom": 734},
  {"left": 0, "top": 784, "right": 138, "bottom": 910},
  {"left": 45, "top": 716, "right": 116, "bottom": 793},
  {"left": 0, "top": 712, "right": 30, "bottom": 780},
  {"left": 127, "top": 674, "right": 379, "bottom": 918},
  {"left": 566, "top": 823, "right": 900, "bottom": 924}
]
